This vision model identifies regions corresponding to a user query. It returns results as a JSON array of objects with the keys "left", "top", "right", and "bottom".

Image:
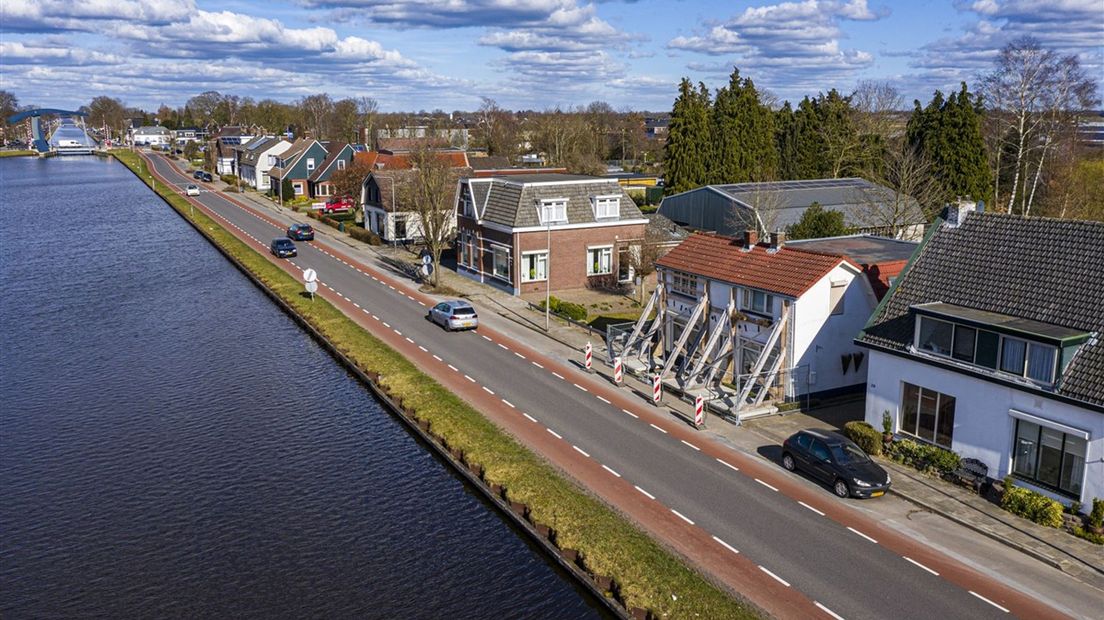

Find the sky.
[{"left": 1, "top": 0, "right": 1101, "bottom": 113}]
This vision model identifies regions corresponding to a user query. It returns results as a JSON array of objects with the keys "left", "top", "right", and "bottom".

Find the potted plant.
[
  {"left": 882, "top": 410, "right": 894, "bottom": 446},
  {"left": 530, "top": 268, "right": 537, "bottom": 280}
]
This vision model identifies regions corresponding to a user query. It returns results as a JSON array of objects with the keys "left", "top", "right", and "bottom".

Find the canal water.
[{"left": 0, "top": 156, "right": 604, "bottom": 618}]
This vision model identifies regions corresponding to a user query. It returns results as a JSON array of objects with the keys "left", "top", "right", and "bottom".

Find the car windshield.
[
  {"left": 452, "top": 305, "right": 474, "bottom": 315},
  {"left": 831, "top": 443, "right": 870, "bottom": 465}
]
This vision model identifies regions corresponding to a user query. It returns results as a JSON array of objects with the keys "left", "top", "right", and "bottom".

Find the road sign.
[
  {"left": 303, "top": 268, "right": 318, "bottom": 283},
  {"left": 305, "top": 280, "right": 318, "bottom": 294}
]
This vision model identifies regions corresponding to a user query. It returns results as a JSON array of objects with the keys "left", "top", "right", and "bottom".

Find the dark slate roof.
[
  {"left": 463, "top": 174, "right": 645, "bottom": 228},
  {"left": 786, "top": 234, "right": 918, "bottom": 264},
  {"left": 239, "top": 137, "right": 287, "bottom": 166},
  {"left": 858, "top": 211, "right": 1104, "bottom": 407},
  {"left": 468, "top": 155, "right": 510, "bottom": 170},
  {"left": 308, "top": 142, "right": 349, "bottom": 182}
]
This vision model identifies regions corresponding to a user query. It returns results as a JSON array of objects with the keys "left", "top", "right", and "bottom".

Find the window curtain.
[
  {"left": 1026, "top": 344, "right": 1056, "bottom": 382},
  {"left": 1000, "top": 338, "right": 1026, "bottom": 374}
]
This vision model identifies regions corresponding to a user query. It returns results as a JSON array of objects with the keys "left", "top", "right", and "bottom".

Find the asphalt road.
[{"left": 146, "top": 153, "right": 1059, "bottom": 620}]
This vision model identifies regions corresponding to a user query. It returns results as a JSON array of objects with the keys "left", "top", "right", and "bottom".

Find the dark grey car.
[{"left": 781, "top": 429, "right": 891, "bottom": 498}]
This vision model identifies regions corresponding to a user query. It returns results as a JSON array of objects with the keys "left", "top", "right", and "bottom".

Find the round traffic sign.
[
  {"left": 303, "top": 268, "right": 318, "bottom": 283},
  {"left": 422, "top": 254, "right": 432, "bottom": 265},
  {"left": 305, "top": 280, "right": 319, "bottom": 293}
]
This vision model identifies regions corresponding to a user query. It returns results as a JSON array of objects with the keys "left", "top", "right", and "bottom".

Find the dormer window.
[
  {"left": 337, "top": 159, "right": 346, "bottom": 170},
  {"left": 538, "top": 198, "right": 568, "bottom": 225},
  {"left": 306, "top": 157, "right": 316, "bottom": 171},
  {"left": 592, "top": 195, "right": 620, "bottom": 219}
]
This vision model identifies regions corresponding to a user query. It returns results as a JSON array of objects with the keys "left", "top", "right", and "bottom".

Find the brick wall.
[{"left": 516, "top": 224, "right": 645, "bottom": 294}]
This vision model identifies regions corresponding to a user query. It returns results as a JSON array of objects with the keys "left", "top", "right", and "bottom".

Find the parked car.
[
  {"left": 427, "top": 300, "right": 479, "bottom": 331},
  {"left": 287, "top": 223, "right": 314, "bottom": 241},
  {"left": 323, "top": 196, "right": 353, "bottom": 213},
  {"left": 781, "top": 429, "right": 890, "bottom": 499},
  {"left": 192, "top": 170, "right": 204, "bottom": 180},
  {"left": 269, "top": 237, "right": 297, "bottom": 258},
  {"left": 186, "top": 184, "right": 200, "bottom": 196}
]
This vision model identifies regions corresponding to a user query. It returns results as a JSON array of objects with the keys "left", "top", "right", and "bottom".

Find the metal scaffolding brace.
[
  {"left": 680, "top": 299, "right": 737, "bottom": 390},
  {"left": 609, "top": 282, "right": 666, "bottom": 368},
  {"left": 734, "top": 304, "right": 791, "bottom": 409},
  {"left": 658, "top": 292, "right": 709, "bottom": 381}
]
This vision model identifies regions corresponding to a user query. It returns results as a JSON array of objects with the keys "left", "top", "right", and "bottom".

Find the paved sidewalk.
[{"left": 217, "top": 178, "right": 1104, "bottom": 594}]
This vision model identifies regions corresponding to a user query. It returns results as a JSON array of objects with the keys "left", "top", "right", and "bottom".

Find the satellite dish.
[{"left": 303, "top": 268, "right": 318, "bottom": 283}]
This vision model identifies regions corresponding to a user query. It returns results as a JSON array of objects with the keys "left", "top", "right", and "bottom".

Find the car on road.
[
  {"left": 192, "top": 170, "right": 213, "bottom": 182},
  {"left": 269, "top": 237, "right": 297, "bottom": 259},
  {"left": 781, "top": 429, "right": 890, "bottom": 499},
  {"left": 287, "top": 223, "right": 314, "bottom": 241},
  {"left": 323, "top": 196, "right": 353, "bottom": 213},
  {"left": 427, "top": 300, "right": 479, "bottom": 331},
  {"left": 186, "top": 184, "right": 200, "bottom": 196}
]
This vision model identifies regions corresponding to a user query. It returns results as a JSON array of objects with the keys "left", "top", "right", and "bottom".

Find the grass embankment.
[
  {"left": 112, "top": 150, "right": 761, "bottom": 620},
  {"left": 0, "top": 150, "right": 37, "bottom": 158}
]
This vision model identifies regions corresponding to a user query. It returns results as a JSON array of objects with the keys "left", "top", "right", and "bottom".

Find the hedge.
[
  {"left": 1000, "top": 478, "right": 1063, "bottom": 528},
  {"left": 843, "top": 421, "right": 882, "bottom": 456},
  {"left": 886, "top": 438, "right": 960, "bottom": 475},
  {"left": 113, "top": 149, "right": 760, "bottom": 620},
  {"left": 538, "top": 296, "right": 587, "bottom": 322},
  {"left": 1090, "top": 498, "right": 1104, "bottom": 529},
  {"left": 348, "top": 225, "right": 382, "bottom": 245}
]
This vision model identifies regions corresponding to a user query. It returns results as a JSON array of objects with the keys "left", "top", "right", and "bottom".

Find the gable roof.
[
  {"left": 367, "top": 167, "right": 473, "bottom": 212},
  {"left": 461, "top": 173, "right": 645, "bottom": 228},
  {"left": 309, "top": 142, "right": 352, "bottom": 182},
  {"left": 858, "top": 211, "right": 1104, "bottom": 407},
  {"left": 268, "top": 138, "right": 320, "bottom": 180},
  {"left": 655, "top": 232, "right": 850, "bottom": 298},
  {"left": 239, "top": 137, "right": 289, "bottom": 166}
]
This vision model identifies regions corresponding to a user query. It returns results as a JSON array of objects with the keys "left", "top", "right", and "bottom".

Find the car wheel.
[
  {"left": 782, "top": 453, "right": 796, "bottom": 472},
  {"left": 833, "top": 479, "right": 850, "bottom": 498}
]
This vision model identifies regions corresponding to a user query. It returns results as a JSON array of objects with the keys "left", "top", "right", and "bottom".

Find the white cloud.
[
  {"left": 0, "top": 0, "right": 195, "bottom": 32},
  {"left": 299, "top": 0, "right": 574, "bottom": 28}
]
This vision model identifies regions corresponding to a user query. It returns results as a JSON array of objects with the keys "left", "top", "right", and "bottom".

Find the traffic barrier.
[
  {"left": 613, "top": 356, "right": 623, "bottom": 385},
  {"left": 652, "top": 374, "right": 661, "bottom": 405},
  {"left": 585, "top": 341, "right": 593, "bottom": 372},
  {"left": 694, "top": 395, "right": 704, "bottom": 427}
]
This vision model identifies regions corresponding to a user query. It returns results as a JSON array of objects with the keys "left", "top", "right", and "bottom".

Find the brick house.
[
  {"left": 267, "top": 138, "right": 329, "bottom": 199},
  {"left": 455, "top": 173, "right": 648, "bottom": 296},
  {"left": 360, "top": 150, "right": 472, "bottom": 242}
]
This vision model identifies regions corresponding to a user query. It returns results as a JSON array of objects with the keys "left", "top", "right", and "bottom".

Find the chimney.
[
  {"left": 744, "top": 228, "right": 759, "bottom": 250},
  {"left": 770, "top": 230, "right": 787, "bottom": 250},
  {"left": 943, "top": 198, "right": 977, "bottom": 228}
]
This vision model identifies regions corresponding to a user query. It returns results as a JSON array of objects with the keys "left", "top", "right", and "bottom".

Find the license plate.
[{"left": 871, "top": 491, "right": 884, "bottom": 497}]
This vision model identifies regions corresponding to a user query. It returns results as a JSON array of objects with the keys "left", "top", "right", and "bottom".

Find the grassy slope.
[
  {"left": 0, "top": 150, "right": 37, "bottom": 158},
  {"left": 113, "top": 150, "right": 761, "bottom": 619}
]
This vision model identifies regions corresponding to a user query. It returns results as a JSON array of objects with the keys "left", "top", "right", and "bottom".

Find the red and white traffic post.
[
  {"left": 584, "top": 341, "right": 593, "bottom": 373},
  {"left": 694, "top": 395, "right": 705, "bottom": 428},
  {"left": 613, "top": 356, "right": 623, "bottom": 386},
  {"left": 652, "top": 374, "right": 662, "bottom": 406}
]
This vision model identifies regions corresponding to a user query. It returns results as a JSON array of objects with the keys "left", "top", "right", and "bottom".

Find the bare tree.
[
  {"left": 398, "top": 144, "right": 465, "bottom": 287},
  {"left": 88, "top": 96, "right": 128, "bottom": 142},
  {"left": 356, "top": 97, "right": 379, "bottom": 147},
  {"left": 857, "top": 143, "right": 944, "bottom": 237},
  {"left": 298, "top": 94, "right": 335, "bottom": 140},
  {"left": 852, "top": 80, "right": 904, "bottom": 143},
  {"left": 477, "top": 97, "right": 519, "bottom": 158}
]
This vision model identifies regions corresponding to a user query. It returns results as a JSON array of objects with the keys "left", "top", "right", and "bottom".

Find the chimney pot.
[
  {"left": 744, "top": 229, "right": 758, "bottom": 249},
  {"left": 771, "top": 230, "right": 787, "bottom": 249}
]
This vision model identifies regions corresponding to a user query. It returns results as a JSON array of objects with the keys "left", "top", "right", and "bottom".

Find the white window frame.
[
  {"left": 670, "top": 270, "right": 697, "bottom": 297},
  {"left": 741, "top": 288, "right": 773, "bottom": 315},
  {"left": 592, "top": 194, "right": 620, "bottom": 219},
  {"left": 538, "top": 198, "right": 568, "bottom": 225},
  {"left": 521, "top": 250, "right": 548, "bottom": 283},
  {"left": 491, "top": 244, "right": 511, "bottom": 282},
  {"left": 292, "top": 182, "right": 304, "bottom": 196},
  {"left": 586, "top": 245, "right": 613, "bottom": 276},
  {"left": 337, "top": 159, "right": 346, "bottom": 170},
  {"left": 306, "top": 157, "right": 316, "bottom": 171},
  {"left": 913, "top": 315, "right": 1058, "bottom": 385}
]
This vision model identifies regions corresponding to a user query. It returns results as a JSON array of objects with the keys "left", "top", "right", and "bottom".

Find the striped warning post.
[
  {"left": 585, "top": 341, "right": 593, "bottom": 372},
  {"left": 652, "top": 374, "right": 662, "bottom": 405},
  {"left": 613, "top": 356, "right": 623, "bottom": 385},
  {"left": 694, "top": 395, "right": 704, "bottom": 427}
]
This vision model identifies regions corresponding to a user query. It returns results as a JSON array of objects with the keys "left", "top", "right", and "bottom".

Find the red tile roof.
[
  {"left": 355, "top": 150, "right": 468, "bottom": 170},
  {"left": 655, "top": 233, "right": 849, "bottom": 298},
  {"left": 861, "top": 259, "right": 908, "bottom": 301}
]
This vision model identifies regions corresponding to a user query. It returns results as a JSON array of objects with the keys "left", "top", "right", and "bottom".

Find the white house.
[
  {"left": 131, "top": 125, "right": 171, "bottom": 147},
  {"left": 616, "top": 230, "right": 914, "bottom": 417},
  {"left": 238, "top": 136, "right": 291, "bottom": 191},
  {"left": 857, "top": 202, "right": 1104, "bottom": 513}
]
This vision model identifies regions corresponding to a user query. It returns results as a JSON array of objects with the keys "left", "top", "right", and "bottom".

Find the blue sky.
[{"left": 1, "top": 0, "right": 1100, "bottom": 112}]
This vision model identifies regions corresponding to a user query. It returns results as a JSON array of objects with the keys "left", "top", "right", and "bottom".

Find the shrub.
[
  {"left": 881, "top": 410, "right": 892, "bottom": 435},
  {"left": 220, "top": 174, "right": 238, "bottom": 185},
  {"left": 1001, "top": 481, "right": 1063, "bottom": 528},
  {"left": 886, "top": 438, "right": 960, "bottom": 475},
  {"left": 348, "top": 225, "right": 382, "bottom": 245},
  {"left": 1090, "top": 498, "right": 1104, "bottom": 529},
  {"left": 1071, "top": 526, "right": 1104, "bottom": 545},
  {"left": 843, "top": 421, "right": 882, "bottom": 456},
  {"left": 537, "top": 296, "right": 588, "bottom": 322},
  {"left": 927, "top": 447, "right": 961, "bottom": 475}
]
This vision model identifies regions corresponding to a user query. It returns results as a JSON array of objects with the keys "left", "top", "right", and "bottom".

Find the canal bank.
[{"left": 111, "top": 150, "right": 762, "bottom": 620}]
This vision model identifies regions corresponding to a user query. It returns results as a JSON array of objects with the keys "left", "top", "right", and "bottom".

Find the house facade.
[
  {"left": 307, "top": 142, "right": 356, "bottom": 198},
  {"left": 857, "top": 203, "right": 1104, "bottom": 512},
  {"left": 131, "top": 126, "right": 171, "bottom": 147},
  {"left": 268, "top": 139, "right": 329, "bottom": 199},
  {"left": 361, "top": 150, "right": 471, "bottom": 242},
  {"left": 455, "top": 173, "right": 647, "bottom": 295},
  {"left": 658, "top": 178, "right": 926, "bottom": 241},
  {"left": 238, "top": 136, "right": 291, "bottom": 191},
  {"left": 209, "top": 126, "right": 255, "bottom": 176}
]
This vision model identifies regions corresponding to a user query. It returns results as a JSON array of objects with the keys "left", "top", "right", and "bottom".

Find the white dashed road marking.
[
  {"left": 572, "top": 445, "right": 590, "bottom": 457},
  {"left": 481, "top": 335, "right": 492, "bottom": 342},
  {"left": 501, "top": 399, "right": 515, "bottom": 408},
  {"left": 464, "top": 374, "right": 475, "bottom": 382},
  {"left": 574, "top": 383, "right": 588, "bottom": 392},
  {"left": 799, "top": 501, "right": 825, "bottom": 516},
  {"left": 755, "top": 479, "right": 779, "bottom": 492},
  {"left": 602, "top": 464, "right": 621, "bottom": 478},
  {"left": 448, "top": 364, "right": 459, "bottom": 372},
  {"left": 815, "top": 602, "right": 845, "bottom": 620},
  {"left": 622, "top": 409, "right": 639, "bottom": 419},
  {"left": 649, "top": 423, "right": 667, "bottom": 434},
  {"left": 522, "top": 413, "right": 538, "bottom": 423},
  {"left": 481, "top": 386, "right": 494, "bottom": 395},
  {"left": 969, "top": 592, "right": 1010, "bottom": 613},
  {"left": 634, "top": 485, "right": 655, "bottom": 500},
  {"left": 547, "top": 428, "right": 563, "bottom": 440},
  {"left": 497, "top": 343, "right": 508, "bottom": 350},
  {"left": 532, "top": 361, "right": 544, "bottom": 369},
  {"left": 681, "top": 440, "right": 701, "bottom": 451},
  {"left": 847, "top": 527, "right": 878, "bottom": 544},
  {"left": 432, "top": 355, "right": 443, "bottom": 362},
  {"left": 552, "top": 372, "right": 565, "bottom": 380},
  {"left": 759, "top": 566, "right": 790, "bottom": 587},
  {"left": 716, "top": 458, "right": 739, "bottom": 472},
  {"left": 903, "top": 556, "right": 939, "bottom": 576},
  {"left": 712, "top": 536, "right": 739, "bottom": 555},
  {"left": 418, "top": 345, "right": 428, "bottom": 352},
  {"left": 670, "top": 509, "right": 694, "bottom": 525}
]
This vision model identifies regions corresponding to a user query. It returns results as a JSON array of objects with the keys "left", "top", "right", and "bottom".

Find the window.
[
  {"left": 587, "top": 246, "right": 613, "bottom": 275},
  {"left": 1026, "top": 342, "right": 1056, "bottom": 383},
  {"left": 917, "top": 317, "right": 953, "bottom": 356},
  {"left": 593, "top": 195, "right": 620, "bottom": 219},
  {"left": 538, "top": 199, "right": 567, "bottom": 224},
  {"left": 670, "top": 271, "right": 697, "bottom": 297},
  {"left": 952, "top": 325, "right": 976, "bottom": 361},
  {"left": 1000, "top": 337, "right": 1026, "bottom": 374},
  {"left": 337, "top": 159, "right": 346, "bottom": 170},
  {"left": 1012, "top": 419, "right": 1086, "bottom": 497},
  {"left": 521, "top": 251, "right": 548, "bottom": 282},
  {"left": 492, "top": 246, "right": 510, "bottom": 281},
  {"left": 292, "top": 182, "right": 303, "bottom": 196},
  {"left": 306, "top": 157, "right": 316, "bottom": 171},
  {"left": 267, "top": 155, "right": 276, "bottom": 165},
  {"left": 393, "top": 216, "right": 407, "bottom": 239},
  {"left": 900, "top": 382, "right": 956, "bottom": 449},
  {"left": 742, "top": 289, "right": 773, "bottom": 315},
  {"left": 829, "top": 281, "right": 846, "bottom": 315}
]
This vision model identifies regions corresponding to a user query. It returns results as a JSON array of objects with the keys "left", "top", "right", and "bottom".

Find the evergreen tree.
[
  {"left": 710, "top": 68, "right": 778, "bottom": 184},
  {"left": 775, "top": 102, "right": 800, "bottom": 180},
  {"left": 907, "top": 83, "right": 992, "bottom": 204},
  {"left": 790, "top": 96, "right": 826, "bottom": 179},
  {"left": 786, "top": 203, "right": 849, "bottom": 239},
  {"left": 664, "top": 78, "right": 712, "bottom": 195}
]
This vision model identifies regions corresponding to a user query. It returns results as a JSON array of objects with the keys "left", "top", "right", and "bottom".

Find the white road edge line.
[
  {"left": 670, "top": 509, "right": 694, "bottom": 525},
  {"left": 716, "top": 458, "right": 739, "bottom": 472},
  {"left": 532, "top": 361, "right": 544, "bottom": 369},
  {"left": 815, "top": 601, "right": 845, "bottom": 620},
  {"left": 481, "top": 386, "right": 495, "bottom": 395},
  {"left": 596, "top": 396, "right": 611, "bottom": 404},
  {"left": 547, "top": 428, "right": 563, "bottom": 440},
  {"left": 572, "top": 445, "right": 590, "bottom": 457},
  {"left": 755, "top": 479, "right": 779, "bottom": 492},
  {"left": 968, "top": 591, "right": 1010, "bottom": 613},
  {"left": 902, "top": 556, "right": 939, "bottom": 576},
  {"left": 681, "top": 440, "right": 701, "bottom": 451},
  {"left": 799, "top": 501, "right": 825, "bottom": 516},
  {"left": 758, "top": 566, "right": 790, "bottom": 587},
  {"left": 634, "top": 485, "right": 655, "bottom": 500},
  {"left": 522, "top": 413, "right": 538, "bottom": 423},
  {"left": 712, "top": 536, "right": 739, "bottom": 555},
  {"left": 501, "top": 399, "right": 515, "bottom": 408},
  {"left": 847, "top": 526, "right": 878, "bottom": 544},
  {"left": 602, "top": 464, "right": 621, "bottom": 478},
  {"left": 649, "top": 423, "right": 667, "bottom": 434}
]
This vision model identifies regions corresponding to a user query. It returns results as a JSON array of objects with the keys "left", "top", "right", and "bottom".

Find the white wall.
[
  {"left": 793, "top": 263, "right": 873, "bottom": 394},
  {"left": 365, "top": 207, "right": 456, "bottom": 242},
  {"left": 254, "top": 141, "right": 291, "bottom": 190},
  {"left": 864, "top": 349, "right": 1103, "bottom": 509}
]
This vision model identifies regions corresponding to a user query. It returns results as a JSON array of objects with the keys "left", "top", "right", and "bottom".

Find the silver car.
[{"left": 427, "top": 300, "right": 479, "bottom": 331}]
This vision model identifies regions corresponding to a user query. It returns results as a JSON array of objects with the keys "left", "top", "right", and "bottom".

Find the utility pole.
[{"left": 545, "top": 212, "right": 551, "bottom": 332}]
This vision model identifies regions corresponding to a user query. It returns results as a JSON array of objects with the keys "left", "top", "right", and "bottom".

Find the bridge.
[{"left": 7, "top": 108, "right": 94, "bottom": 154}]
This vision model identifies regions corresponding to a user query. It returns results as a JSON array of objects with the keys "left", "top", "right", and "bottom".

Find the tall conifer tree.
[
  {"left": 664, "top": 78, "right": 712, "bottom": 194},
  {"left": 907, "top": 83, "right": 992, "bottom": 204}
]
